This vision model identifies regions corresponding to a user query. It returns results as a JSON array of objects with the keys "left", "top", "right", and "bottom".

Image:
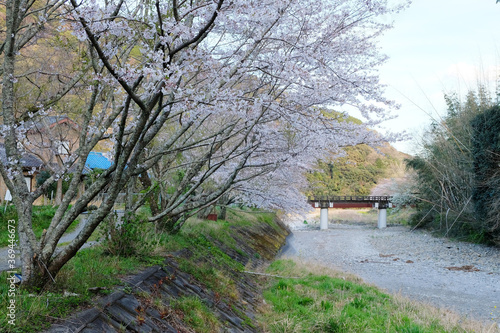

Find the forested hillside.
[{"left": 306, "top": 142, "right": 408, "bottom": 197}]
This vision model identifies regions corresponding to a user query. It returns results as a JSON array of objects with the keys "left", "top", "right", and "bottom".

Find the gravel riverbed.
[{"left": 280, "top": 218, "right": 500, "bottom": 324}]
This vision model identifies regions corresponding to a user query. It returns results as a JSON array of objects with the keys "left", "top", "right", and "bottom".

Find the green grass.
[
  {"left": 0, "top": 205, "right": 80, "bottom": 247},
  {"left": 260, "top": 259, "right": 484, "bottom": 333},
  {"left": 171, "top": 223, "right": 246, "bottom": 300},
  {"left": 171, "top": 296, "right": 220, "bottom": 332},
  {"left": 54, "top": 247, "right": 144, "bottom": 293},
  {"left": 0, "top": 273, "right": 89, "bottom": 333},
  {"left": 177, "top": 257, "right": 240, "bottom": 300},
  {"left": 388, "top": 207, "right": 416, "bottom": 226},
  {"left": 0, "top": 246, "right": 145, "bottom": 332}
]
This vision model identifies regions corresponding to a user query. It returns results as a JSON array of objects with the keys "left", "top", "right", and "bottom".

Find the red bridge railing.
[
  {"left": 308, "top": 196, "right": 393, "bottom": 209},
  {"left": 308, "top": 196, "right": 392, "bottom": 203}
]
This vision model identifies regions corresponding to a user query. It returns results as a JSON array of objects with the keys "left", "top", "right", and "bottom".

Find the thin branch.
[{"left": 169, "top": 0, "right": 223, "bottom": 58}]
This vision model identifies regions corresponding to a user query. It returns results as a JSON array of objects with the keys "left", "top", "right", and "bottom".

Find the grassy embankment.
[
  {"left": 259, "top": 259, "right": 497, "bottom": 333},
  {"left": 0, "top": 206, "right": 496, "bottom": 332},
  {"left": 0, "top": 207, "right": 275, "bottom": 332}
]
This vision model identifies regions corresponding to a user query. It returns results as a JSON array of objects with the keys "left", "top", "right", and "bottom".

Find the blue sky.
[{"left": 376, "top": 0, "right": 500, "bottom": 154}]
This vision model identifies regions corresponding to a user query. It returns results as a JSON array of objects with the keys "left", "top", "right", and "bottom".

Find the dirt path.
[{"left": 280, "top": 220, "right": 500, "bottom": 324}]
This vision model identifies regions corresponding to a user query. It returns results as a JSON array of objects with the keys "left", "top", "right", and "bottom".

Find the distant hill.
[{"left": 305, "top": 142, "right": 409, "bottom": 197}]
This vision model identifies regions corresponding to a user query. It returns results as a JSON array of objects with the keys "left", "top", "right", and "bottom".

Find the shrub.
[
  {"left": 405, "top": 89, "right": 492, "bottom": 236},
  {"left": 100, "top": 211, "right": 146, "bottom": 257},
  {"left": 471, "top": 105, "right": 500, "bottom": 244}
]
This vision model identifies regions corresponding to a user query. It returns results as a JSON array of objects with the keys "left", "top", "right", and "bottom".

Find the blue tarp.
[{"left": 85, "top": 152, "right": 112, "bottom": 170}]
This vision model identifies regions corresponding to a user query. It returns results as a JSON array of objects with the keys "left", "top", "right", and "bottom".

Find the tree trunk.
[
  {"left": 55, "top": 179, "right": 63, "bottom": 206},
  {"left": 217, "top": 194, "right": 234, "bottom": 220},
  {"left": 125, "top": 176, "right": 136, "bottom": 221},
  {"left": 196, "top": 206, "right": 212, "bottom": 219},
  {"left": 16, "top": 202, "right": 51, "bottom": 291},
  {"left": 169, "top": 214, "right": 188, "bottom": 234},
  {"left": 139, "top": 172, "right": 161, "bottom": 217},
  {"left": 218, "top": 205, "right": 227, "bottom": 220},
  {"left": 157, "top": 214, "right": 183, "bottom": 233}
]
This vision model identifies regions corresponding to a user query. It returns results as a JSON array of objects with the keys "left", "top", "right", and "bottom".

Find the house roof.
[
  {"left": 26, "top": 115, "right": 79, "bottom": 134},
  {"left": 0, "top": 143, "right": 43, "bottom": 169},
  {"left": 85, "top": 152, "right": 112, "bottom": 170}
]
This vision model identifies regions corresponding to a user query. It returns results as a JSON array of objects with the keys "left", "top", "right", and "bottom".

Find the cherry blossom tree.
[{"left": 1, "top": 0, "right": 407, "bottom": 289}]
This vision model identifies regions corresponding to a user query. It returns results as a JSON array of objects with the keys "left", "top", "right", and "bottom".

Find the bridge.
[{"left": 308, "top": 196, "right": 393, "bottom": 230}]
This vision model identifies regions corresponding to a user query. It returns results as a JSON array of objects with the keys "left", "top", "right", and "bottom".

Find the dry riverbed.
[{"left": 281, "top": 209, "right": 500, "bottom": 325}]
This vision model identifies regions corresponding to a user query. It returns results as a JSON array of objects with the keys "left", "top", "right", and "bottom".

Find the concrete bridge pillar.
[
  {"left": 320, "top": 207, "right": 328, "bottom": 230},
  {"left": 377, "top": 208, "right": 387, "bottom": 229}
]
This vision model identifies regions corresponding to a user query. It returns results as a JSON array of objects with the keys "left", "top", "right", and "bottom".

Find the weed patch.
[
  {"left": 171, "top": 296, "right": 220, "bottom": 332},
  {"left": 260, "top": 259, "right": 491, "bottom": 333}
]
